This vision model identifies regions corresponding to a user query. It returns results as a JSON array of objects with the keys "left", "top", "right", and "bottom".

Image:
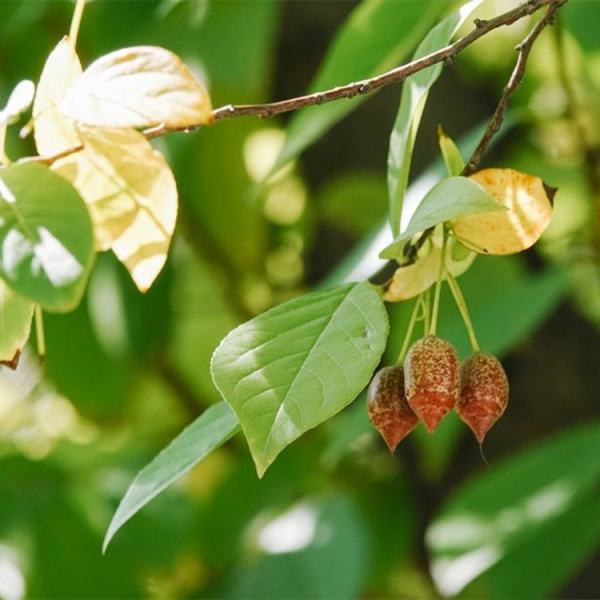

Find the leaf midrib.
[{"left": 261, "top": 284, "right": 356, "bottom": 459}]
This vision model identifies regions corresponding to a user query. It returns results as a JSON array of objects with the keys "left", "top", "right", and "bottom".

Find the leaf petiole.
[
  {"left": 397, "top": 295, "right": 423, "bottom": 364},
  {"left": 429, "top": 228, "right": 447, "bottom": 336},
  {"left": 69, "top": 0, "right": 86, "bottom": 47},
  {"left": 444, "top": 267, "right": 480, "bottom": 353},
  {"left": 35, "top": 304, "right": 46, "bottom": 361}
]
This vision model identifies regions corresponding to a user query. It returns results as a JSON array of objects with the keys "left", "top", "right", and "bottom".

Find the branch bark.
[
  {"left": 463, "top": 0, "right": 567, "bottom": 175},
  {"left": 32, "top": 0, "right": 564, "bottom": 167}
]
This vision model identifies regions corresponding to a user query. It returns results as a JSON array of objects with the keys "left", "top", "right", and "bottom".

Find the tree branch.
[
  {"left": 463, "top": 0, "right": 567, "bottom": 175},
  {"left": 32, "top": 0, "right": 562, "bottom": 166},
  {"left": 393, "top": 0, "right": 566, "bottom": 270}
]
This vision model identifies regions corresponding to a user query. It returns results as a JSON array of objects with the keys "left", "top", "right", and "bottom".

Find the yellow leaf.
[
  {"left": 60, "top": 46, "right": 212, "bottom": 129},
  {"left": 451, "top": 168, "right": 554, "bottom": 255},
  {"left": 53, "top": 127, "right": 177, "bottom": 292},
  {"left": 384, "top": 228, "right": 475, "bottom": 302},
  {"left": 33, "top": 36, "right": 82, "bottom": 156}
]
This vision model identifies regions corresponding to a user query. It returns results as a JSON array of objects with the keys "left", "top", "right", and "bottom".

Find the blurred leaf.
[
  {"left": 33, "top": 35, "right": 81, "bottom": 156},
  {"left": 437, "top": 126, "right": 465, "bottom": 176},
  {"left": 53, "top": 126, "right": 177, "bottom": 291},
  {"left": 0, "top": 79, "right": 34, "bottom": 125},
  {"left": 438, "top": 260, "right": 567, "bottom": 359},
  {"left": 271, "top": 0, "right": 443, "bottom": 174},
  {"left": 0, "top": 280, "right": 33, "bottom": 364},
  {"left": 169, "top": 243, "right": 239, "bottom": 402},
  {"left": 45, "top": 291, "right": 133, "bottom": 417},
  {"left": 318, "top": 172, "right": 387, "bottom": 235},
  {"left": 380, "top": 176, "right": 502, "bottom": 260},
  {"left": 224, "top": 494, "right": 370, "bottom": 600},
  {"left": 388, "top": 0, "right": 483, "bottom": 236},
  {"left": 104, "top": 401, "right": 239, "bottom": 551},
  {"left": 428, "top": 421, "right": 600, "bottom": 596},
  {"left": 563, "top": 0, "right": 600, "bottom": 51},
  {"left": 211, "top": 282, "right": 389, "bottom": 476},
  {"left": 475, "top": 495, "right": 600, "bottom": 599},
  {"left": 61, "top": 46, "right": 211, "bottom": 128},
  {"left": 0, "top": 163, "right": 94, "bottom": 311},
  {"left": 322, "top": 395, "right": 372, "bottom": 469}
]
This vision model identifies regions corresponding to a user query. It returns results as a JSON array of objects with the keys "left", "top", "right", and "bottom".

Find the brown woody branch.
[
  {"left": 34, "top": 0, "right": 562, "bottom": 166},
  {"left": 462, "top": 0, "right": 567, "bottom": 175}
]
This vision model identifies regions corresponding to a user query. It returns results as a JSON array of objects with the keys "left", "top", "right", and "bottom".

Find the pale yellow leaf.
[
  {"left": 33, "top": 36, "right": 82, "bottom": 156},
  {"left": 60, "top": 46, "right": 212, "bottom": 129},
  {"left": 53, "top": 126, "right": 177, "bottom": 291},
  {"left": 384, "top": 228, "right": 475, "bottom": 302},
  {"left": 451, "top": 168, "right": 554, "bottom": 255},
  {"left": 0, "top": 80, "right": 35, "bottom": 125}
]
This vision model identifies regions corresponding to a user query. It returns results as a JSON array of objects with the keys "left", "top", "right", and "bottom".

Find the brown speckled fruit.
[
  {"left": 367, "top": 365, "right": 419, "bottom": 451},
  {"left": 457, "top": 352, "right": 509, "bottom": 442},
  {"left": 404, "top": 336, "right": 459, "bottom": 433}
]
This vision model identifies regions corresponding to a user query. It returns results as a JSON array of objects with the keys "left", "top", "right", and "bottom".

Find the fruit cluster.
[{"left": 367, "top": 335, "right": 508, "bottom": 451}]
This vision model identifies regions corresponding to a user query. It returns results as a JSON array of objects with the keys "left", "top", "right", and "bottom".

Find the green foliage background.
[{"left": 0, "top": 0, "right": 599, "bottom": 598}]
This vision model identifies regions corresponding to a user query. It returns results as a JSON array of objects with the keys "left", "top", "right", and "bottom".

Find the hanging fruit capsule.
[
  {"left": 404, "top": 335, "right": 459, "bottom": 433},
  {"left": 457, "top": 352, "right": 509, "bottom": 442},
  {"left": 367, "top": 365, "right": 419, "bottom": 451}
]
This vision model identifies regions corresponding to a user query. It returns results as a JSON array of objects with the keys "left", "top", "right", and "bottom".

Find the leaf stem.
[
  {"left": 69, "top": 0, "right": 86, "bottom": 47},
  {"left": 398, "top": 296, "right": 423, "bottom": 364},
  {"left": 422, "top": 289, "right": 431, "bottom": 337},
  {"left": 429, "top": 229, "right": 446, "bottom": 336},
  {"left": 35, "top": 304, "right": 46, "bottom": 360},
  {"left": 444, "top": 269, "right": 479, "bottom": 353}
]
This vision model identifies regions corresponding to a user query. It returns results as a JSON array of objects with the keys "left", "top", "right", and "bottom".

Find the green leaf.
[
  {"left": 211, "top": 282, "right": 389, "bottom": 476},
  {"left": 388, "top": 0, "right": 483, "bottom": 236},
  {"left": 380, "top": 176, "right": 502, "bottom": 260},
  {"left": 224, "top": 494, "right": 369, "bottom": 599},
  {"left": 270, "top": 0, "right": 442, "bottom": 175},
  {"left": 427, "top": 421, "right": 600, "bottom": 596},
  {"left": 103, "top": 401, "right": 239, "bottom": 552},
  {"left": 0, "top": 163, "right": 94, "bottom": 311},
  {"left": 437, "top": 126, "right": 465, "bottom": 176},
  {"left": 0, "top": 280, "right": 34, "bottom": 364},
  {"left": 479, "top": 496, "right": 600, "bottom": 599}
]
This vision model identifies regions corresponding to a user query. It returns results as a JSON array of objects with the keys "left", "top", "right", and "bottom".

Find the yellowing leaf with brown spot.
[
  {"left": 53, "top": 127, "right": 177, "bottom": 292},
  {"left": 384, "top": 228, "right": 475, "bottom": 302},
  {"left": 33, "top": 36, "right": 82, "bottom": 156},
  {"left": 60, "top": 46, "right": 212, "bottom": 129},
  {"left": 451, "top": 168, "right": 554, "bottom": 255}
]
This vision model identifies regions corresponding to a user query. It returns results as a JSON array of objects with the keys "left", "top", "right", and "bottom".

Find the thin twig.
[
  {"left": 31, "top": 0, "right": 561, "bottom": 167},
  {"left": 393, "top": 0, "right": 566, "bottom": 270},
  {"left": 463, "top": 0, "right": 567, "bottom": 175}
]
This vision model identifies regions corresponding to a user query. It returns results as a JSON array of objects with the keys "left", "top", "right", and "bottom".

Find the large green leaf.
[
  {"left": 0, "top": 279, "right": 34, "bottom": 364},
  {"left": 380, "top": 176, "right": 502, "bottom": 260},
  {"left": 478, "top": 496, "right": 600, "bottom": 599},
  {"left": 388, "top": 0, "right": 483, "bottom": 236},
  {"left": 0, "top": 163, "right": 94, "bottom": 311},
  {"left": 103, "top": 401, "right": 239, "bottom": 552},
  {"left": 224, "top": 494, "right": 369, "bottom": 599},
  {"left": 428, "top": 421, "right": 600, "bottom": 596},
  {"left": 270, "top": 0, "right": 442, "bottom": 175},
  {"left": 211, "top": 282, "right": 389, "bottom": 476}
]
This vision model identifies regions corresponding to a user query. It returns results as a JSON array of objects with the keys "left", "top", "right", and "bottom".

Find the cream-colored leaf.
[
  {"left": 451, "top": 168, "right": 554, "bottom": 255},
  {"left": 53, "top": 126, "right": 177, "bottom": 291},
  {"left": 33, "top": 36, "right": 82, "bottom": 156},
  {"left": 384, "top": 228, "right": 475, "bottom": 302},
  {"left": 0, "top": 80, "right": 35, "bottom": 125},
  {"left": 60, "top": 46, "right": 212, "bottom": 128}
]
